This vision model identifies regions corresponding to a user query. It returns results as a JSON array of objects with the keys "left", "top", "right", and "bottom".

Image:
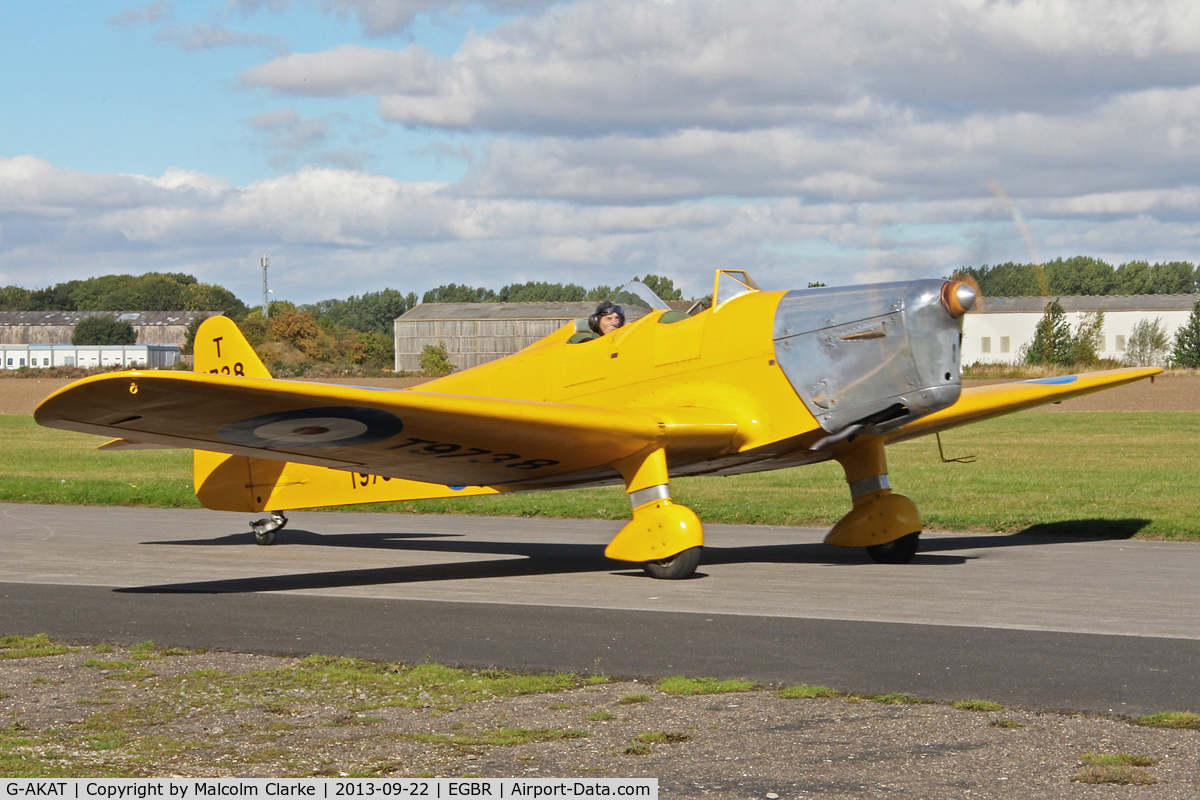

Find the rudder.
[
  {"left": 191, "top": 315, "right": 274, "bottom": 511},
  {"left": 193, "top": 315, "right": 271, "bottom": 378}
]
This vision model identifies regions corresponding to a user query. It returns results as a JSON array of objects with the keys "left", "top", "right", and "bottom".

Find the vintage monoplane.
[{"left": 35, "top": 270, "right": 1159, "bottom": 579}]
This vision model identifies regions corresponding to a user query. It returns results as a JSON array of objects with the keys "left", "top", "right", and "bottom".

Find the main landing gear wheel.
[
  {"left": 250, "top": 512, "right": 288, "bottom": 546},
  {"left": 643, "top": 546, "right": 702, "bottom": 580},
  {"left": 866, "top": 532, "right": 920, "bottom": 564}
]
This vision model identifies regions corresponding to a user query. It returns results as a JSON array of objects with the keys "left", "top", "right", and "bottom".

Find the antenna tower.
[{"left": 261, "top": 254, "right": 270, "bottom": 318}]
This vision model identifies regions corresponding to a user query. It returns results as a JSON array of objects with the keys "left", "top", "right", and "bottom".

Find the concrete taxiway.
[{"left": 1, "top": 503, "right": 1197, "bottom": 716}]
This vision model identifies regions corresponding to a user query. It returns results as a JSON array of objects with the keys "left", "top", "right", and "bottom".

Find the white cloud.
[
  {"left": 246, "top": 108, "right": 331, "bottom": 150},
  {"left": 229, "top": 0, "right": 555, "bottom": 36},
  {"left": 13, "top": 0, "right": 1200, "bottom": 302},
  {"left": 156, "top": 23, "right": 287, "bottom": 52},
  {"left": 243, "top": 0, "right": 1200, "bottom": 134},
  {"left": 6, "top": 156, "right": 1200, "bottom": 305},
  {"left": 108, "top": 1, "right": 173, "bottom": 26}
]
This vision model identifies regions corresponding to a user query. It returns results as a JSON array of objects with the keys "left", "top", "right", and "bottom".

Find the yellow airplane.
[{"left": 35, "top": 270, "right": 1159, "bottom": 579}]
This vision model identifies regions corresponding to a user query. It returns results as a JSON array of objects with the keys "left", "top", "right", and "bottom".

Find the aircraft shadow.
[
  {"left": 125, "top": 529, "right": 971, "bottom": 595},
  {"left": 920, "top": 518, "right": 1151, "bottom": 553},
  {"left": 120, "top": 518, "right": 1147, "bottom": 595}
]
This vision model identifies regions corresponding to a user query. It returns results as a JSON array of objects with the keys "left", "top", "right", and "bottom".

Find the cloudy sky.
[{"left": 3, "top": 0, "right": 1200, "bottom": 305}]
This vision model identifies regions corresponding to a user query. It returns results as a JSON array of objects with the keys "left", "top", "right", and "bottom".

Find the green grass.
[
  {"left": 1080, "top": 752, "right": 1159, "bottom": 767},
  {"left": 0, "top": 417, "right": 196, "bottom": 508},
  {"left": 869, "top": 693, "right": 928, "bottom": 705},
  {"left": 0, "top": 634, "right": 70, "bottom": 659},
  {"left": 656, "top": 676, "right": 758, "bottom": 695},
  {"left": 1136, "top": 711, "right": 1200, "bottom": 729},
  {"left": 1071, "top": 753, "right": 1160, "bottom": 785},
  {"left": 4, "top": 412, "right": 1199, "bottom": 538},
  {"left": 953, "top": 699, "right": 1004, "bottom": 712},
  {"left": 0, "top": 640, "right": 613, "bottom": 778}
]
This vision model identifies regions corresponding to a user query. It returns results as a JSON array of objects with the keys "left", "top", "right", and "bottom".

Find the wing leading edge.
[
  {"left": 34, "top": 370, "right": 739, "bottom": 492},
  {"left": 886, "top": 367, "right": 1162, "bottom": 444}
]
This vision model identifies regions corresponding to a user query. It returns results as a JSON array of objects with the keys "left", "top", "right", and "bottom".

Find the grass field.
[{"left": 2, "top": 413, "right": 1197, "bottom": 540}]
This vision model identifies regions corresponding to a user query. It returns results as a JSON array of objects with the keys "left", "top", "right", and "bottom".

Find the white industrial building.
[
  {"left": 961, "top": 295, "right": 1199, "bottom": 365},
  {"left": 1, "top": 344, "right": 182, "bottom": 370}
]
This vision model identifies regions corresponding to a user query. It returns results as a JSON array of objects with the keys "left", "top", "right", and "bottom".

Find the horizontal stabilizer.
[{"left": 98, "top": 438, "right": 174, "bottom": 451}]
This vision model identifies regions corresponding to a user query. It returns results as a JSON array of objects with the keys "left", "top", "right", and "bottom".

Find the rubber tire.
[
  {"left": 252, "top": 528, "right": 277, "bottom": 546},
  {"left": 865, "top": 532, "right": 920, "bottom": 564},
  {"left": 643, "top": 546, "right": 702, "bottom": 580}
]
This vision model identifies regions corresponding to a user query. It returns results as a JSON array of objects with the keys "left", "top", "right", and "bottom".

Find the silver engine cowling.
[{"left": 773, "top": 279, "right": 975, "bottom": 436}]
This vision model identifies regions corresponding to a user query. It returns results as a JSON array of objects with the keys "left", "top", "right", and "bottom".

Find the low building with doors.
[
  {"left": 394, "top": 302, "right": 654, "bottom": 372},
  {"left": 961, "top": 295, "right": 1198, "bottom": 364},
  {"left": 2, "top": 343, "right": 182, "bottom": 370}
]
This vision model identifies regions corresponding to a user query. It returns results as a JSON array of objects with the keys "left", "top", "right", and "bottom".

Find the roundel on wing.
[{"left": 219, "top": 406, "right": 403, "bottom": 449}]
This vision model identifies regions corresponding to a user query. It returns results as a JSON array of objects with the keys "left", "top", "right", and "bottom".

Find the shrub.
[
  {"left": 419, "top": 341, "right": 455, "bottom": 376},
  {"left": 72, "top": 314, "right": 137, "bottom": 345},
  {"left": 1171, "top": 301, "right": 1200, "bottom": 368},
  {"left": 1123, "top": 317, "right": 1170, "bottom": 367}
]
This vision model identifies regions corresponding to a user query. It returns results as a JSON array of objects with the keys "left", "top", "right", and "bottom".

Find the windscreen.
[{"left": 611, "top": 280, "right": 671, "bottom": 311}]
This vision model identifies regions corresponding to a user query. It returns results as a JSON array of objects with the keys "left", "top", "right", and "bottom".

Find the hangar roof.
[
  {"left": 0, "top": 311, "right": 218, "bottom": 326},
  {"left": 975, "top": 295, "right": 1199, "bottom": 313},
  {"left": 397, "top": 303, "right": 653, "bottom": 321}
]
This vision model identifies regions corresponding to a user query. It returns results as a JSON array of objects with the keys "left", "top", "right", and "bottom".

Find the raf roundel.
[{"left": 219, "top": 407, "right": 403, "bottom": 449}]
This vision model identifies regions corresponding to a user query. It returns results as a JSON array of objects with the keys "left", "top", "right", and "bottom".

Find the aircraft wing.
[
  {"left": 886, "top": 367, "right": 1162, "bottom": 444},
  {"left": 34, "top": 371, "right": 738, "bottom": 488}
]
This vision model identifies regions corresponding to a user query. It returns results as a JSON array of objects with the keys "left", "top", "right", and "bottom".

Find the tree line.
[
  {"left": 956, "top": 257, "right": 1199, "bottom": 297},
  {"left": 1023, "top": 299, "right": 1200, "bottom": 368},
  {"left": 1, "top": 272, "right": 688, "bottom": 374},
  {"left": 421, "top": 275, "right": 684, "bottom": 304},
  {"left": 0, "top": 273, "right": 248, "bottom": 317},
  {"left": 0, "top": 274, "right": 418, "bottom": 372}
]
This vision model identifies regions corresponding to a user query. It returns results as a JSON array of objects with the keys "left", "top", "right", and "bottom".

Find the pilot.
[{"left": 589, "top": 301, "right": 625, "bottom": 336}]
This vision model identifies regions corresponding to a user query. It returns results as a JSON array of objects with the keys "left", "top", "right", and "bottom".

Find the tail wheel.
[
  {"left": 250, "top": 512, "right": 288, "bottom": 546},
  {"left": 866, "top": 532, "right": 920, "bottom": 564},
  {"left": 644, "top": 546, "right": 702, "bottom": 579}
]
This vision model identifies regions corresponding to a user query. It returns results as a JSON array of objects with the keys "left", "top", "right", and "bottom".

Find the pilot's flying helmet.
[{"left": 588, "top": 301, "right": 625, "bottom": 334}]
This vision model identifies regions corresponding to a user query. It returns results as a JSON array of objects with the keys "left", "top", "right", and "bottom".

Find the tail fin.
[
  {"left": 191, "top": 315, "right": 274, "bottom": 511},
  {"left": 192, "top": 315, "right": 271, "bottom": 378}
]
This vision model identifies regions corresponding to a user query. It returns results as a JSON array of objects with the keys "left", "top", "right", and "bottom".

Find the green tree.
[
  {"left": 638, "top": 274, "right": 683, "bottom": 301},
  {"left": 1124, "top": 318, "right": 1171, "bottom": 367},
  {"left": 1023, "top": 299, "right": 1072, "bottom": 365},
  {"left": 585, "top": 285, "right": 616, "bottom": 301},
  {"left": 1171, "top": 301, "right": 1200, "bottom": 367},
  {"left": 1069, "top": 310, "right": 1105, "bottom": 365},
  {"left": 966, "top": 262, "right": 1044, "bottom": 297},
  {"left": 238, "top": 313, "right": 270, "bottom": 347},
  {"left": 1150, "top": 261, "right": 1197, "bottom": 294},
  {"left": 72, "top": 314, "right": 137, "bottom": 345},
  {"left": 1044, "top": 256, "right": 1115, "bottom": 296},
  {"left": 318, "top": 289, "right": 417, "bottom": 336},
  {"left": 423, "top": 284, "right": 497, "bottom": 303},
  {"left": 30, "top": 280, "right": 82, "bottom": 310},
  {"left": 182, "top": 283, "right": 250, "bottom": 319},
  {"left": 0, "top": 286, "right": 34, "bottom": 310},
  {"left": 70, "top": 274, "right": 137, "bottom": 310},
  {"left": 1113, "top": 261, "right": 1153, "bottom": 295},
  {"left": 419, "top": 341, "right": 455, "bottom": 375},
  {"left": 496, "top": 282, "right": 587, "bottom": 302}
]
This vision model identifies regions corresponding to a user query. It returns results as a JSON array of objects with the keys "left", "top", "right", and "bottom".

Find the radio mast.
[{"left": 261, "top": 254, "right": 270, "bottom": 318}]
